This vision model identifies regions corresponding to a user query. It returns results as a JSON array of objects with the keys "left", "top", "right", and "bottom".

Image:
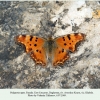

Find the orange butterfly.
[{"left": 15, "top": 33, "right": 85, "bottom": 67}]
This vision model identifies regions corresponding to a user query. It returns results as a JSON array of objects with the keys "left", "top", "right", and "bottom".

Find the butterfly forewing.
[{"left": 55, "top": 33, "right": 85, "bottom": 52}]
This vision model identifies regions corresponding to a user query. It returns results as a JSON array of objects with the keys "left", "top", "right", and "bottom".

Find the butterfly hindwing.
[{"left": 52, "top": 47, "right": 69, "bottom": 66}]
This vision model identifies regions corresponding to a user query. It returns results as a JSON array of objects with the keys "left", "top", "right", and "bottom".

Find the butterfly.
[{"left": 15, "top": 33, "right": 85, "bottom": 67}]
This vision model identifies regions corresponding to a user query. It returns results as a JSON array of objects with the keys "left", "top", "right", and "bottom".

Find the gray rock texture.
[{"left": 0, "top": 1, "right": 100, "bottom": 88}]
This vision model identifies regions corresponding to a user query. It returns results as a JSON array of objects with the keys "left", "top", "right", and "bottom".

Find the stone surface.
[{"left": 0, "top": 1, "right": 100, "bottom": 88}]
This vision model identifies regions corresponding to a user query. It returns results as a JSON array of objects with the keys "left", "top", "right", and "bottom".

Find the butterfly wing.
[
  {"left": 15, "top": 35, "right": 47, "bottom": 66},
  {"left": 52, "top": 33, "right": 85, "bottom": 66},
  {"left": 52, "top": 47, "right": 69, "bottom": 66}
]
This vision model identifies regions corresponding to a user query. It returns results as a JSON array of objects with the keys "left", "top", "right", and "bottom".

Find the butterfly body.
[
  {"left": 45, "top": 37, "right": 55, "bottom": 55},
  {"left": 15, "top": 33, "right": 85, "bottom": 67}
]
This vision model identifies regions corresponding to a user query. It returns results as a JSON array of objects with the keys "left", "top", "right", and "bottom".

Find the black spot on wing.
[
  {"left": 35, "top": 40, "right": 37, "bottom": 42},
  {"left": 36, "top": 49, "right": 41, "bottom": 54},
  {"left": 36, "top": 50, "right": 38, "bottom": 52},
  {"left": 62, "top": 37, "right": 65, "bottom": 41},
  {"left": 62, "top": 49, "right": 64, "bottom": 53},
  {"left": 67, "top": 34, "right": 71, "bottom": 40},
  {"left": 35, "top": 37, "right": 38, "bottom": 42},
  {"left": 64, "top": 43, "right": 67, "bottom": 46},
  {"left": 34, "top": 44, "right": 37, "bottom": 46},
  {"left": 30, "top": 36, "right": 33, "bottom": 41}
]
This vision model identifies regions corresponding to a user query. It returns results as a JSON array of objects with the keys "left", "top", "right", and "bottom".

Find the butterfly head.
[{"left": 47, "top": 35, "right": 53, "bottom": 40}]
